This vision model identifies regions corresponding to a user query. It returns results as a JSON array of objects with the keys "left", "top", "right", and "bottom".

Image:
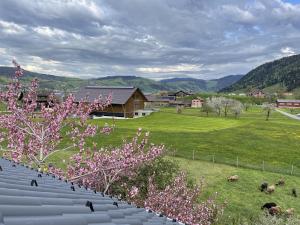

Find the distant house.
[
  {"left": 169, "top": 99, "right": 192, "bottom": 107},
  {"left": 145, "top": 95, "right": 170, "bottom": 108},
  {"left": 168, "top": 90, "right": 192, "bottom": 100},
  {"left": 74, "top": 86, "right": 148, "bottom": 118},
  {"left": 276, "top": 99, "right": 300, "bottom": 108},
  {"left": 191, "top": 97, "right": 205, "bottom": 108},
  {"left": 248, "top": 89, "right": 265, "bottom": 98}
]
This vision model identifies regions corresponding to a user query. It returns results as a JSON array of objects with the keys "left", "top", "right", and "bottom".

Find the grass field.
[
  {"left": 173, "top": 157, "right": 300, "bottom": 223},
  {"left": 51, "top": 106, "right": 300, "bottom": 172},
  {"left": 46, "top": 106, "right": 300, "bottom": 222}
]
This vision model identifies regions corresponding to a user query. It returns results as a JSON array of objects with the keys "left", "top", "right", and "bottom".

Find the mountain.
[
  {"left": 160, "top": 75, "right": 243, "bottom": 92},
  {"left": 221, "top": 54, "right": 300, "bottom": 93},
  {"left": 0, "top": 67, "right": 86, "bottom": 90},
  {"left": 90, "top": 76, "right": 166, "bottom": 93},
  {"left": 0, "top": 66, "right": 243, "bottom": 93}
]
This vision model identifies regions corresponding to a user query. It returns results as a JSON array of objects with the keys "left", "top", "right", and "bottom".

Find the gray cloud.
[{"left": 0, "top": 0, "right": 300, "bottom": 80}]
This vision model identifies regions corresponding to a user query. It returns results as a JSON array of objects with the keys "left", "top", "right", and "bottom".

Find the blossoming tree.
[
  {"left": 130, "top": 172, "right": 224, "bottom": 225},
  {"left": 0, "top": 60, "right": 111, "bottom": 166},
  {"left": 67, "top": 129, "right": 164, "bottom": 194}
]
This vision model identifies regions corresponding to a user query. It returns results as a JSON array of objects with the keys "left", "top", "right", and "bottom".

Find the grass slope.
[{"left": 174, "top": 157, "right": 300, "bottom": 223}]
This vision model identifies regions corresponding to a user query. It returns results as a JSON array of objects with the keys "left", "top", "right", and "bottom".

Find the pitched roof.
[
  {"left": 0, "top": 157, "right": 178, "bottom": 225},
  {"left": 145, "top": 95, "right": 170, "bottom": 102},
  {"left": 74, "top": 86, "right": 146, "bottom": 105},
  {"left": 276, "top": 99, "right": 300, "bottom": 103}
]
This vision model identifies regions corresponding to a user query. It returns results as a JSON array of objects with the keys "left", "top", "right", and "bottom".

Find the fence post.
[
  {"left": 192, "top": 150, "right": 195, "bottom": 160},
  {"left": 291, "top": 164, "right": 294, "bottom": 175},
  {"left": 236, "top": 156, "right": 239, "bottom": 168},
  {"left": 262, "top": 161, "right": 265, "bottom": 171},
  {"left": 212, "top": 155, "right": 215, "bottom": 164}
]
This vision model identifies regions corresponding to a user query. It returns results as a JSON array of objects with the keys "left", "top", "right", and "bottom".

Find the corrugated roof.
[
  {"left": 74, "top": 86, "right": 142, "bottom": 105},
  {"left": 0, "top": 157, "right": 179, "bottom": 225},
  {"left": 276, "top": 99, "right": 300, "bottom": 103}
]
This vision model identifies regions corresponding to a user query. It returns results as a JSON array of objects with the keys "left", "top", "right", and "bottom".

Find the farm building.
[
  {"left": 168, "top": 90, "right": 192, "bottom": 100},
  {"left": 191, "top": 98, "right": 205, "bottom": 108},
  {"left": 276, "top": 99, "right": 300, "bottom": 108},
  {"left": 144, "top": 95, "right": 171, "bottom": 108},
  {"left": 247, "top": 89, "right": 265, "bottom": 98},
  {"left": 74, "top": 86, "right": 148, "bottom": 118}
]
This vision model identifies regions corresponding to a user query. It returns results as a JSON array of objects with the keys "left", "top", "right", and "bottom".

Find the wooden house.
[
  {"left": 276, "top": 99, "right": 300, "bottom": 108},
  {"left": 74, "top": 86, "right": 148, "bottom": 118},
  {"left": 168, "top": 90, "right": 192, "bottom": 100}
]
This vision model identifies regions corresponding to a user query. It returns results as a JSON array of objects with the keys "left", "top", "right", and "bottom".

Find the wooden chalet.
[
  {"left": 168, "top": 90, "right": 192, "bottom": 100},
  {"left": 276, "top": 99, "right": 300, "bottom": 108},
  {"left": 74, "top": 86, "right": 147, "bottom": 118}
]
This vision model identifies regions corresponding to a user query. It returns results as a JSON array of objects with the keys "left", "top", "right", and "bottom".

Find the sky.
[{"left": 0, "top": 0, "right": 300, "bottom": 80}]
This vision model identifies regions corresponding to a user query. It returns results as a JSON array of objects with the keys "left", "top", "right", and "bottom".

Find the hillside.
[
  {"left": 158, "top": 75, "right": 243, "bottom": 93},
  {"left": 0, "top": 66, "right": 242, "bottom": 93},
  {"left": 221, "top": 54, "right": 300, "bottom": 93}
]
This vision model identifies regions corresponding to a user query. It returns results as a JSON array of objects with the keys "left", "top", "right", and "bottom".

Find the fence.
[{"left": 168, "top": 149, "right": 300, "bottom": 177}]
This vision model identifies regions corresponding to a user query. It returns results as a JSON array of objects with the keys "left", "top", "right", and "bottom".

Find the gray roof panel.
[{"left": 0, "top": 158, "right": 177, "bottom": 225}]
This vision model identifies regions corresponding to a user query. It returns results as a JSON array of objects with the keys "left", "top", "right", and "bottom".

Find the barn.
[
  {"left": 276, "top": 99, "right": 300, "bottom": 108},
  {"left": 74, "top": 86, "right": 148, "bottom": 118}
]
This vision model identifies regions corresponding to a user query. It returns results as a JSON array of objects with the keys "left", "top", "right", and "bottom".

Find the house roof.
[
  {"left": 276, "top": 99, "right": 300, "bottom": 103},
  {"left": 145, "top": 95, "right": 170, "bottom": 102},
  {"left": 0, "top": 157, "right": 178, "bottom": 225},
  {"left": 74, "top": 86, "right": 146, "bottom": 105},
  {"left": 168, "top": 91, "right": 192, "bottom": 96}
]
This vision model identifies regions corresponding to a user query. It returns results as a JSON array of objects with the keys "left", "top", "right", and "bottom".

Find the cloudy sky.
[{"left": 0, "top": 0, "right": 300, "bottom": 80}]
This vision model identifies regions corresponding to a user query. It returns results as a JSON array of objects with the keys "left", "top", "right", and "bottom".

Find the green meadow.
[
  {"left": 45, "top": 106, "right": 300, "bottom": 221},
  {"left": 53, "top": 107, "right": 300, "bottom": 172}
]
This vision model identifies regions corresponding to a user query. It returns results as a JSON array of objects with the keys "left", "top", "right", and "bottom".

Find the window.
[
  {"left": 142, "top": 113, "right": 146, "bottom": 116},
  {"left": 135, "top": 112, "right": 138, "bottom": 116}
]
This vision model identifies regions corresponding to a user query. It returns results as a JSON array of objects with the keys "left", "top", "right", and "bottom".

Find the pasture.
[
  {"left": 47, "top": 106, "right": 300, "bottom": 221},
  {"left": 60, "top": 106, "right": 300, "bottom": 173}
]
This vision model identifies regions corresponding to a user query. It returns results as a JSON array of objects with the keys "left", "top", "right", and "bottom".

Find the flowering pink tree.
[
  {"left": 143, "top": 172, "right": 224, "bottom": 225},
  {"left": 0, "top": 60, "right": 111, "bottom": 166},
  {"left": 67, "top": 129, "right": 164, "bottom": 194}
]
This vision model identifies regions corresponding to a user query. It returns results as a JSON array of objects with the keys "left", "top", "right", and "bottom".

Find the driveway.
[{"left": 275, "top": 109, "right": 300, "bottom": 121}]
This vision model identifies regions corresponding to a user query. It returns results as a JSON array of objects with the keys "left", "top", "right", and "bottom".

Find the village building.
[
  {"left": 74, "top": 86, "right": 148, "bottom": 118},
  {"left": 247, "top": 89, "right": 265, "bottom": 98},
  {"left": 276, "top": 99, "right": 300, "bottom": 108},
  {"left": 191, "top": 97, "right": 205, "bottom": 108},
  {"left": 169, "top": 99, "right": 192, "bottom": 107},
  {"left": 144, "top": 95, "right": 171, "bottom": 108},
  {"left": 167, "top": 90, "right": 192, "bottom": 100}
]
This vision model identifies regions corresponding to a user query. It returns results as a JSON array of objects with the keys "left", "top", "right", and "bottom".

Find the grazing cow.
[
  {"left": 260, "top": 182, "right": 268, "bottom": 192},
  {"left": 292, "top": 188, "right": 297, "bottom": 197},
  {"left": 266, "top": 184, "right": 275, "bottom": 194},
  {"left": 276, "top": 178, "right": 285, "bottom": 186},
  {"left": 227, "top": 175, "right": 239, "bottom": 182},
  {"left": 261, "top": 202, "right": 277, "bottom": 210},
  {"left": 285, "top": 208, "right": 295, "bottom": 217},
  {"left": 269, "top": 206, "right": 281, "bottom": 216}
]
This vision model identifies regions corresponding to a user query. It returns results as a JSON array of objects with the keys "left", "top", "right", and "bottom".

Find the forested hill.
[
  {"left": 221, "top": 54, "right": 300, "bottom": 92},
  {"left": 0, "top": 66, "right": 242, "bottom": 93}
]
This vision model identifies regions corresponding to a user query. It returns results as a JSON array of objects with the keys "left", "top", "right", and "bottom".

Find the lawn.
[{"left": 51, "top": 106, "right": 300, "bottom": 174}]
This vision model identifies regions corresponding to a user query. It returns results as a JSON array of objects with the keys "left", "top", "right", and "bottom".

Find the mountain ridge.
[
  {"left": 221, "top": 54, "right": 300, "bottom": 93},
  {"left": 0, "top": 66, "right": 243, "bottom": 93}
]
